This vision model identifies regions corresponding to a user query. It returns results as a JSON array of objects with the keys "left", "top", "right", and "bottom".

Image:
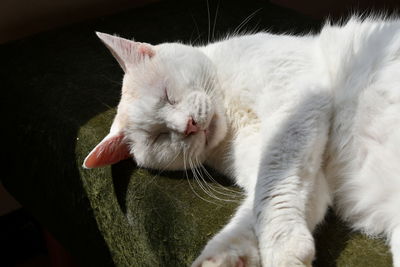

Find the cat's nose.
[{"left": 184, "top": 117, "right": 199, "bottom": 136}]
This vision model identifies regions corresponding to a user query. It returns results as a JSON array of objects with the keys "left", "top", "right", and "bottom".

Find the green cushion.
[
  {"left": 76, "top": 108, "right": 240, "bottom": 266},
  {"left": 2, "top": 0, "right": 392, "bottom": 266}
]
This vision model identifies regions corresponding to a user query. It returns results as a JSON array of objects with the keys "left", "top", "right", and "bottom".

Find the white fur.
[{"left": 94, "top": 17, "right": 400, "bottom": 266}]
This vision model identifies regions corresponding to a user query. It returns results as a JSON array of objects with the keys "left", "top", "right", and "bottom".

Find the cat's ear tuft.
[
  {"left": 95, "top": 32, "right": 154, "bottom": 72},
  {"left": 83, "top": 132, "right": 132, "bottom": 169}
]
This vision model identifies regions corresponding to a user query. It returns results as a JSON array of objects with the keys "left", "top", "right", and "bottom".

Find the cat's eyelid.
[{"left": 164, "top": 87, "right": 175, "bottom": 105}]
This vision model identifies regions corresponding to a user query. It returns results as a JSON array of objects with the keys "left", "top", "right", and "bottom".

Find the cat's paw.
[
  {"left": 194, "top": 254, "right": 246, "bottom": 267},
  {"left": 260, "top": 227, "right": 315, "bottom": 267},
  {"left": 192, "top": 231, "right": 260, "bottom": 267}
]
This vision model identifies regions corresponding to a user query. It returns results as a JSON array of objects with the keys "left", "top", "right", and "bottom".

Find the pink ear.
[
  {"left": 83, "top": 133, "right": 131, "bottom": 169},
  {"left": 96, "top": 32, "right": 154, "bottom": 72}
]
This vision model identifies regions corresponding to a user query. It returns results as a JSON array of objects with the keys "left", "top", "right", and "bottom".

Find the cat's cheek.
[{"left": 205, "top": 113, "right": 228, "bottom": 151}]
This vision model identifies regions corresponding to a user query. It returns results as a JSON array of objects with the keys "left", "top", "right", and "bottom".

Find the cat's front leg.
[
  {"left": 255, "top": 174, "right": 318, "bottom": 267},
  {"left": 255, "top": 92, "right": 332, "bottom": 267},
  {"left": 192, "top": 197, "right": 261, "bottom": 267}
]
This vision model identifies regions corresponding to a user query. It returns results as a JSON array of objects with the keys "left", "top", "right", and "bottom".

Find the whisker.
[
  {"left": 232, "top": 8, "right": 262, "bottom": 37},
  {"left": 189, "top": 157, "right": 221, "bottom": 204},
  {"left": 194, "top": 157, "right": 242, "bottom": 202},
  {"left": 196, "top": 159, "right": 242, "bottom": 196},
  {"left": 190, "top": 14, "right": 203, "bottom": 45},
  {"left": 190, "top": 158, "right": 221, "bottom": 200},
  {"left": 211, "top": 0, "right": 220, "bottom": 42},
  {"left": 183, "top": 149, "right": 218, "bottom": 204},
  {"left": 190, "top": 156, "right": 240, "bottom": 202},
  {"left": 100, "top": 74, "right": 123, "bottom": 86},
  {"left": 206, "top": 0, "right": 211, "bottom": 43},
  {"left": 190, "top": 14, "right": 202, "bottom": 45}
]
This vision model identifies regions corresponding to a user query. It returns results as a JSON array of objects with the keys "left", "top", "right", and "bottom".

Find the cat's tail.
[{"left": 318, "top": 16, "right": 400, "bottom": 100}]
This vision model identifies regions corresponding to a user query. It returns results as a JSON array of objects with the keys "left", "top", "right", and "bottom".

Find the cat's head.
[{"left": 83, "top": 32, "right": 227, "bottom": 170}]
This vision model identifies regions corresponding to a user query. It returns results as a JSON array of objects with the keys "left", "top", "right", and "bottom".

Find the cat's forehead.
[
  {"left": 156, "top": 43, "right": 199, "bottom": 59},
  {"left": 156, "top": 43, "right": 211, "bottom": 72},
  {"left": 122, "top": 43, "right": 211, "bottom": 94}
]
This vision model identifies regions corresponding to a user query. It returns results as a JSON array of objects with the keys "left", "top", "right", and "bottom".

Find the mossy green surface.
[
  {"left": 76, "top": 109, "right": 240, "bottom": 266},
  {"left": 1, "top": 0, "right": 394, "bottom": 266},
  {"left": 314, "top": 212, "right": 392, "bottom": 267}
]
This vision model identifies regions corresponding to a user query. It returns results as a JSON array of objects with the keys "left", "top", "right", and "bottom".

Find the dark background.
[{"left": 1, "top": 0, "right": 399, "bottom": 266}]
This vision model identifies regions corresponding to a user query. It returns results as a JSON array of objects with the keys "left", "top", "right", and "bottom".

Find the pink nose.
[{"left": 184, "top": 117, "right": 199, "bottom": 136}]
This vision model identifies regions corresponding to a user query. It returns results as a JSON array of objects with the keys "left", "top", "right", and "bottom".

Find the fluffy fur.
[{"left": 84, "top": 17, "right": 400, "bottom": 266}]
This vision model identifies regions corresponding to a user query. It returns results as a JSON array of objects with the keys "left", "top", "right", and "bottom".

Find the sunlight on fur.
[{"left": 84, "top": 16, "right": 400, "bottom": 267}]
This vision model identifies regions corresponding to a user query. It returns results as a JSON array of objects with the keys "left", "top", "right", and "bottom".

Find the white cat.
[{"left": 83, "top": 16, "right": 400, "bottom": 267}]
